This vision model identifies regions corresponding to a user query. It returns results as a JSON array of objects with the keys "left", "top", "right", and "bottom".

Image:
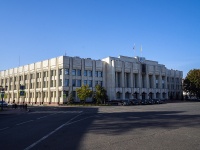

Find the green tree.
[
  {"left": 68, "top": 92, "right": 74, "bottom": 104},
  {"left": 183, "top": 69, "right": 200, "bottom": 98},
  {"left": 93, "top": 84, "right": 108, "bottom": 104},
  {"left": 76, "top": 85, "right": 92, "bottom": 104}
]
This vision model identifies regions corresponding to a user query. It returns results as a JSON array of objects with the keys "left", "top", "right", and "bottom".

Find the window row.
[
  {"left": 64, "top": 79, "right": 103, "bottom": 87},
  {"left": 64, "top": 69, "right": 103, "bottom": 77}
]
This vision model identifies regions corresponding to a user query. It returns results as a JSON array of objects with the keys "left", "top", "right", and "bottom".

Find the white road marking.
[
  {"left": 37, "top": 113, "right": 58, "bottom": 120},
  {"left": 16, "top": 120, "right": 34, "bottom": 126},
  {"left": 24, "top": 113, "right": 84, "bottom": 150},
  {"left": 0, "top": 127, "right": 9, "bottom": 131},
  {"left": 29, "top": 111, "right": 82, "bottom": 114},
  {"left": 29, "top": 111, "right": 83, "bottom": 114}
]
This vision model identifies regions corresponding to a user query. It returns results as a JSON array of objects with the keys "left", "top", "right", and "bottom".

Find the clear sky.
[{"left": 0, "top": 0, "right": 200, "bottom": 77}]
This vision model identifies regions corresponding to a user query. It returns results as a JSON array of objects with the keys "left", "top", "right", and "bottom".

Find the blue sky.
[{"left": 0, "top": 0, "right": 200, "bottom": 77}]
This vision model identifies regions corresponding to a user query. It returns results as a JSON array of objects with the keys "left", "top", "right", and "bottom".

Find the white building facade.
[{"left": 0, "top": 55, "right": 183, "bottom": 105}]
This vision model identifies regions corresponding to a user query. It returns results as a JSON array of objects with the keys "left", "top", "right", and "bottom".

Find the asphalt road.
[{"left": 0, "top": 102, "right": 200, "bottom": 150}]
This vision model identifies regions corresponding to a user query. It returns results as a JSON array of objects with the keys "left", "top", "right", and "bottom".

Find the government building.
[{"left": 0, "top": 55, "right": 183, "bottom": 105}]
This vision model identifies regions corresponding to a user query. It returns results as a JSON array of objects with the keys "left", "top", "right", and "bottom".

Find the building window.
[
  {"left": 50, "top": 80, "right": 53, "bottom": 87},
  {"left": 88, "top": 80, "right": 92, "bottom": 87},
  {"left": 59, "top": 79, "right": 62, "bottom": 86},
  {"left": 98, "top": 71, "right": 103, "bottom": 77},
  {"left": 65, "top": 79, "right": 69, "bottom": 86},
  {"left": 95, "top": 71, "right": 98, "bottom": 77},
  {"left": 72, "top": 91, "right": 76, "bottom": 98},
  {"left": 99, "top": 81, "right": 103, "bottom": 87},
  {"left": 65, "top": 69, "right": 69, "bottom": 75},
  {"left": 95, "top": 81, "right": 98, "bottom": 86},
  {"left": 59, "top": 69, "right": 62, "bottom": 75},
  {"left": 84, "top": 80, "right": 87, "bottom": 85},
  {"left": 72, "top": 69, "right": 76, "bottom": 76},
  {"left": 77, "top": 80, "right": 81, "bottom": 87},
  {"left": 84, "top": 70, "right": 87, "bottom": 76},
  {"left": 25, "top": 75, "right": 27, "bottom": 80},
  {"left": 88, "top": 70, "right": 92, "bottom": 77},
  {"left": 51, "top": 70, "right": 54, "bottom": 76},
  {"left": 77, "top": 70, "right": 81, "bottom": 76},
  {"left": 116, "top": 92, "right": 120, "bottom": 99},
  {"left": 156, "top": 76, "right": 159, "bottom": 88},
  {"left": 125, "top": 73, "right": 130, "bottom": 88},
  {"left": 162, "top": 77, "right": 165, "bottom": 89},
  {"left": 72, "top": 79, "right": 76, "bottom": 86}
]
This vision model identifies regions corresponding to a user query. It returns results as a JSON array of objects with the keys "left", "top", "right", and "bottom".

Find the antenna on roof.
[{"left": 64, "top": 51, "right": 67, "bottom": 56}]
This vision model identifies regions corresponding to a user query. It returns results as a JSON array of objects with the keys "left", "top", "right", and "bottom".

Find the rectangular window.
[
  {"left": 65, "top": 79, "right": 69, "bottom": 86},
  {"left": 95, "top": 81, "right": 98, "bottom": 86},
  {"left": 25, "top": 75, "right": 27, "bottom": 80},
  {"left": 72, "top": 69, "right": 76, "bottom": 76},
  {"left": 84, "top": 70, "right": 87, "bottom": 76},
  {"left": 72, "top": 79, "right": 76, "bottom": 86},
  {"left": 88, "top": 71, "right": 92, "bottom": 77},
  {"left": 51, "top": 80, "right": 53, "bottom": 87},
  {"left": 95, "top": 71, "right": 98, "bottom": 77},
  {"left": 84, "top": 80, "right": 87, "bottom": 85},
  {"left": 156, "top": 76, "right": 159, "bottom": 88},
  {"left": 72, "top": 91, "right": 76, "bottom": 98},
  {"left": 98, "top": 71, "right": 103, "bottom": 77},
  {"left": 88, "top": 80, "right": 92, "bottom": 87},
  {"left": 65, "top": 69, "right": 69, "bottom": 75},
  {"left": 162, "top": 77, "right": 165, "bottom": 89},
  {"left": 59, "top": 79, "right": 62, "bottom": 86},
  {"left": 77, "top": 69, "right": 81, "bottom": 76},
  {"left": 100, "top": 81, "right": 103, "bottom": 87},
  {"left": 77, "top": 80, "right": 81, "bottom": 87},
  {"left": 59, "top": 69, "right": 62, "bottom": 75},
  {"left": 43, "top": 82, "right": 46, "bottom": 88},
  {"left": 51, "top": 70, "right": 54, "bottom": 76}
]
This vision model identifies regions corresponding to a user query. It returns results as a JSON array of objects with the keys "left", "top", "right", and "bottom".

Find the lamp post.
[{"left": 0, "top": 85, "right": 8, "bottom": 111}]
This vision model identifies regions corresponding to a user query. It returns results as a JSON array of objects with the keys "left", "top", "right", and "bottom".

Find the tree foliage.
[
  {"left": 183, "top": 69, "right": 200, "bottom": 98},
  {"left": 93, "top": 84, "right": 108, "bottom": 104},
  {"left": 76, "top": 85, "right": 92, "bottom": 103},
  {"left": 68, "top": 92, "right": 74, "bottom": 104}
]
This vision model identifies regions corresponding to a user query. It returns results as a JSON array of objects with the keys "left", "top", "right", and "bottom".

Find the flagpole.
[{"left": 133, "top": 43, "right": 136, "bottom": 57}]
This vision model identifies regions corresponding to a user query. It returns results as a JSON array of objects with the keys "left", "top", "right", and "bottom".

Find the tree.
[
  {"left": 183, "top": 69, "right": 200, "bottom": 99},
  {"left": 67, "top": 92, "right": 74, "bottom": 104},
  {"left": 76, "top": 85, "right": 92, "bottom": 104},
  {"left": 93, "top": 84, "right": 108, "bottom": 104}
]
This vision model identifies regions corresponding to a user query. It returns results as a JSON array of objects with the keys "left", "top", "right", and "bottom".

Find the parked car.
[
  {"left": 141, "top": 99, "right": 148, "bottom": 105},
  {"left": 120, "top": 100, "right": 131, "bottom": 106},
  {"left": 160, "top": 99, "right": 167, "bottom": 104},
  {"left": 147, "top": 99, "right": 154, "bottom": 104},
  {"left": 0, "top": 101, "right": 8, "bottom": 107},
  {"left": 153, "top": 99, "right": 161, "bottom": 104},
  {"left": 129, "top": 99, "right": 140, "bottom": 105}
]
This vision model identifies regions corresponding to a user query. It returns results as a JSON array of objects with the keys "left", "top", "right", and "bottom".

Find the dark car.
[
  {"left": 129, "top": 99, "right": 140, "bottom": 105},
  {"left": 0, "top": 101, "right": 8, "bottom": 107},
  {"left": 141, "top": 99, "right": 148, "bottom": 105},
  {"left": 147, "top": 99, "right": 154, "bottom": 104},
  {"left": 153, "top": 99, "right": 161, "bottom": 104},
  {"left": 160, "top": 99, "right": 167, "bottom": 104},
  {"left": 119, "top": 100, "right": 131, "bottom": 106}
]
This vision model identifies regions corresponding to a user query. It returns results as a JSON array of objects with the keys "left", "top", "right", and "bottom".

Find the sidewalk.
[{"left": 0, "top": 108, "right": 29, "bottom": 114}]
